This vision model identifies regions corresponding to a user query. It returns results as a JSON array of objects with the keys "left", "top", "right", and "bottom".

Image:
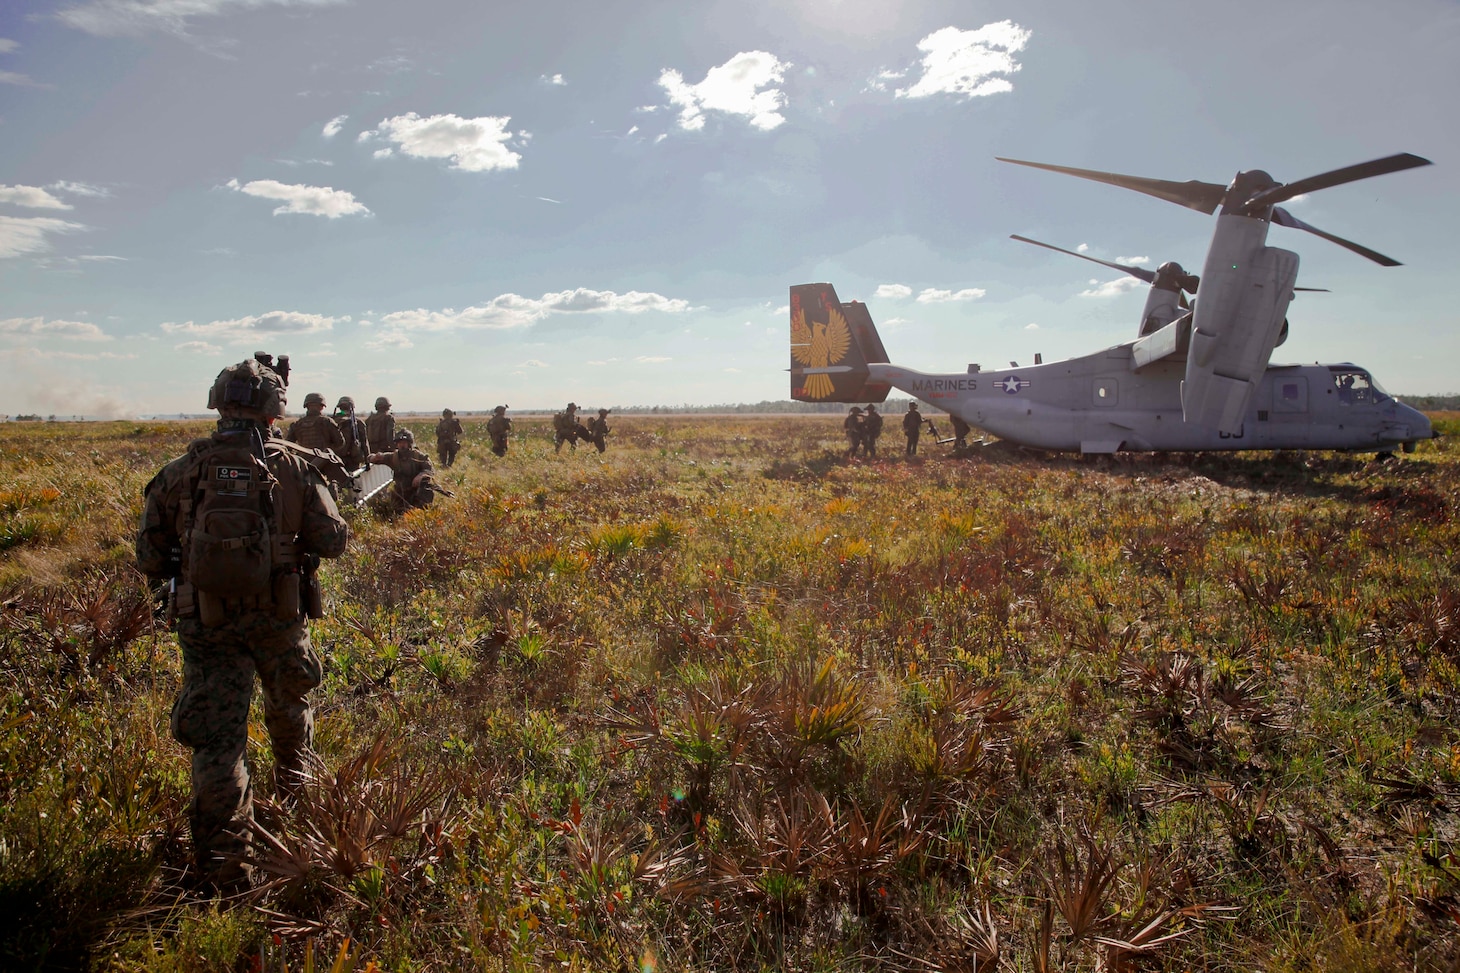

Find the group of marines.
[
  {"left": 283, "top": 393, "right": 441, "bottom": 512},
  {"left": 844, "top": 401, "right": 972, "bottom": 459}
]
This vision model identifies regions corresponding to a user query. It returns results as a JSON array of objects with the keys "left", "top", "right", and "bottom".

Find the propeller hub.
[
  {"left": 1154, "top": 261, "right": 1199, "bottom": 294},
  {"left": 1223, "top": 169, "right": 1281, "bottom": 216}
]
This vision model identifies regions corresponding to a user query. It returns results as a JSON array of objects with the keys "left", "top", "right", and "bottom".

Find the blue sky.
[{"left": 1, "top": 0, "right": 1455, "bottom": 417}]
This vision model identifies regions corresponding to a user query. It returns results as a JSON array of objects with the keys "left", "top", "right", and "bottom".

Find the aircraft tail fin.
[{"left": 789, "top": 283, "right": 891, "bottom": 403}]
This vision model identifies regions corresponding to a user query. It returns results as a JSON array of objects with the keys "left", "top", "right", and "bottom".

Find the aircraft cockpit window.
[{"left": 1333, "top": 370, "right": 1377, "bottom": 405}]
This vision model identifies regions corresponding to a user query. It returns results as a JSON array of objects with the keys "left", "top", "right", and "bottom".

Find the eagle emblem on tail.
[{"left": 791, "top": 303, "right": 852, "bottom": 400}]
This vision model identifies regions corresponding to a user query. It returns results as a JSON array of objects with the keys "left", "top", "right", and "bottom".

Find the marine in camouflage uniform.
[
  {"left": 486, "top": 405, "right": 512, "bottom": 458},
  {"left": 136, "top": 359, "right": 348, "bottom": 893},
  {"left": 553, "top": 402, "right": 584, "bottom": 453},
  {"left": 368, "top": 428, "right": 438, "bottom": 513},
  {"left": 587, "top": 408, "right": 611, "bottom": 453},
  {"left": 365, "top": 396, "right": 395, "bottom": 454},
  {"left": 287, "top": 392, "right": 346, "bottom": 458},
  {"left": 435, "top": 409, "right": 464, "bottom": 467},
  {"left": 903, "top": 402, "right": 923, "bottom": 456},
  {"left": 332, "top": 395, "right": 369, "bottom": 472},
  {"left": 950, "top": 415, "right": 971, "bottom": 450},
  {"left": 862, "top": 404, "right": 884, "bottom": 458},
  {"left": 843, "top": 406, "right": 865, "bottom": 460}
]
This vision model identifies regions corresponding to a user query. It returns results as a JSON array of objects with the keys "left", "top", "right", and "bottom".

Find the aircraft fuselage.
[{"left": 870, "top": 341, "right": 1431, "bottom": 453}]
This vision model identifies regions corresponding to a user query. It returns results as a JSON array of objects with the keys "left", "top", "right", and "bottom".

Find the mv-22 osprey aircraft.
[{"left": 790, "top": 153, "right": 1435, "bottom": 455}]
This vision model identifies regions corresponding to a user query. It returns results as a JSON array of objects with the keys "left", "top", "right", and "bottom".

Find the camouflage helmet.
[
  {"left": 493, "top": 405, "right": 506, "bottom": 414},
  {"left": 850, "top": 406, "right": 863, "bottom": 414},
  {"left": 336, "top": 395, "right": 356, "bottom": 411},
  {"left": 566, "top": 402, "right": 577, "bottom": 411},
  {"left": 393, "top": 428, "right": 414, "bottom": 445},
  {"left": 375, "top": 396, "right": 391, "bottom": 412},
  {"left": 598, "top": 408, "right": 609, "bottom": 416},
  {"left": 442, "top": 408, "right": 453, "bottom": 418},
  {"left": 303, "top": 391, "right": 326, "bottom": 408},
  {"left": 208, "top": 359, "right": 287, "bottom": 420}
]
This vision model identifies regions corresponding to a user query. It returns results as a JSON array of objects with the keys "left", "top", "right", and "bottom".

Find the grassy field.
[{"left": 3, "top": 413, "right": 1460, "bottom": 971}]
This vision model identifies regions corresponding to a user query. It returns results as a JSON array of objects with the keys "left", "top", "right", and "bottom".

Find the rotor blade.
[
  {"left": 1272, "top": 207, "right": 1401, "bottom": 266},
  {"left": 1249, "top": 153, "right": 1432, "bottom": 209},
  {"left": 1009, "top": 234, "right": 1156, "bottom": 283},
  {"left": 1294, "top": 287, "right": 1330, "bottom": 293},
  {"left": 997, "top": 157, "right": 1227, "bottom": 214}
]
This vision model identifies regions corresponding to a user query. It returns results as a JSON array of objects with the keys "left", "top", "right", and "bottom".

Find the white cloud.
[
  {"left": 321, "top": 114, "right": 348, "bottom": 138},
  {"left": 635, "top": 356, "right": 671, "bottom": 364},
  {"left": 364, "top": 330, "right": 413, "bottom": 351},
  {"left": 372, "top": 148, "right": 393, "bottom": 159},
  {"left": 77, "top": 254, "right": 126, "bottom": 261},
  {"left": 1115, "top": 256, "right": 1150, "bottom": 266},
  {"left": 1079, "top": 277, "right": 1144, "bottom": 298},
  {"left": 658, "top": 51, "right": 789, "bottom": 132},
  {"left": 369, "top": 112, "right": 522, "bottom": 172},
  {"left": 367, "top": 54, "right": 413, "bottom": 74},
  {"left": 1076, "top": 243, "right": 1089, "bottom": 253},
  {"left": 0, "top": 316, "right": 111, "bottom": 340},
  {"left": 225, "top": 178, "right": 369, "bottom": 218},
  {"left": 865, "top": 68, "right": 906, "bottom": 93},
  {"left": 161, "top": 310, "right": 339, "bottom": 342},
  {"left": 916, "top": 287, "right": 986, "bottom": 303},
  {"left": 874, "top": 283, "right": 912, "bottom": 299},
  {"left": 0, "top": 215, "right": 86, "bottom": 258},
  {"left": 543, "top": 73, "right": 565, "bottom": 85},
  {"left": 518, "top": 358, "right": 548, "bottom": 367},
  {"left": 381, "top": 288, "right": 692, "bottom": 331},
  {"left": 0, "top": 39, "right": 17, "bottom": 54},
  {"left": 0, "top": 70, "right": 46, "bottom": 87},
  {"left": 1024, "top": 322, "right": 1040, "bottom": 330},
  {"left": 56, "top": 0, "right": 347, "bottom": 37},
  {"left": 0, "top": 185, "right": 72, "bottom": 209},
  {"left": 896, "top": 21, "right": 1031, "bottom": 100},
  {"left": 176, "top": 340, "right": 222, "bottom": 354},
  {"left": 50, "top": 180, "right": 110, "bottom": 198}
]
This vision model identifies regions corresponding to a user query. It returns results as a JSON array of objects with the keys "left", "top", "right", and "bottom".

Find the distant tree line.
[{"left": 1401, "top": 395, "right": 1460, "bottom": 411}]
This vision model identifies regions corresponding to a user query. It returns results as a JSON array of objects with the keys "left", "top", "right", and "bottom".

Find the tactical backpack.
[{"left": 181, "top": 440, "right": 278, "bottom": 604}]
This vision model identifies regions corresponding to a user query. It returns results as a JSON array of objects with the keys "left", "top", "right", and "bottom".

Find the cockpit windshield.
[{"left": 1332, "top": 369, "right": 1388, "bottom": 405}]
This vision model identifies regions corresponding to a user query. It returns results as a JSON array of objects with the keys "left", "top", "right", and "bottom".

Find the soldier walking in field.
[
  {"left": 844, "top": 406, "right": 865, "bottom": 460},
  {"left": 136, "top": 358, "right": 349, "bottom": 893},
  {"left": 903, "top": 402, "right": 923, "bottom": 456},
  {"left": 553, "top": 402, "right": 583, "bottom": 453},
  {"left": 486, "top": 405, "right": 512, "bottom": 457},
  {"left": 587, "top": 408, "right": 611, "bottom": 453},
  {"left": 436, "top": 408, "right": 464, "bottom": 467},
  {"left": 365, "top": 397, "right": 395, "bottom": 454},
  {"left": 286, "top": 392, "right": 346, "bottom": 458},
  {"left": 332, "top": 396, "right": 368, "bottom": 472},
  {"left": 368, "top": 428, "right": 440, "bottom": 513},
  {"left": 862, "top": 403, "right": 883, "bottom": 458}
]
